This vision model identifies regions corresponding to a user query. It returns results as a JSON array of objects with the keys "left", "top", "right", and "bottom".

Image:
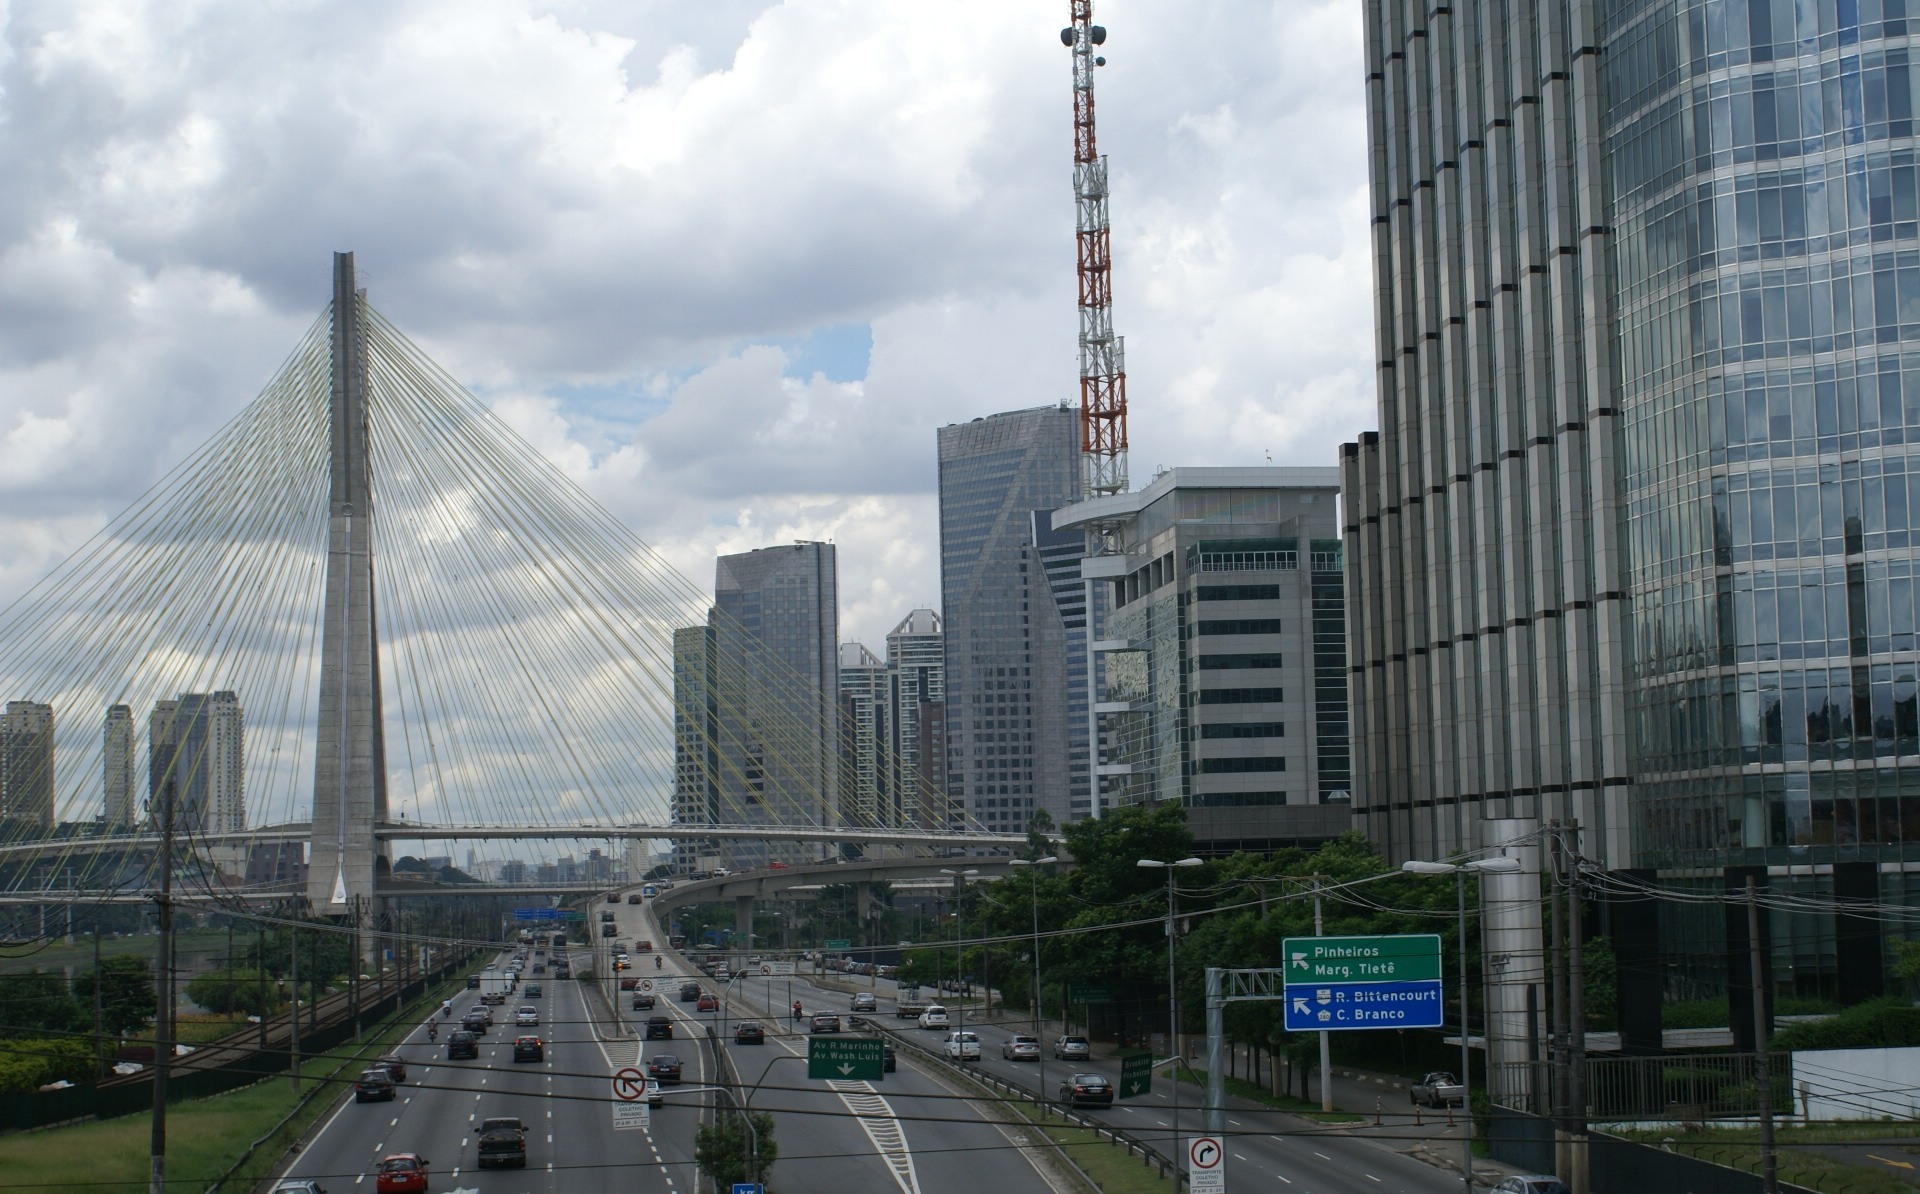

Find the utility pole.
[
  {"left": 288, "top": 923, "right": 301, "bottom": 1095},
  {"left": 1547, "top": 821, "right": 1569, "bottom": 1178},
  {"left": 1567, "top": 822, "right": 1589, "bottom": 1194},
  {"left": 1748, "top": 878, "right": 1778, "bottom": 1193},
  {"left": 1312, "top": 877, "right": 1331, "bottom": 1112},
  {"left": 92, "top": 921, "right": 104, "bottom": 1078},
  {"left": 149, "top": 782, "right": 175, "bottom": 1194}
]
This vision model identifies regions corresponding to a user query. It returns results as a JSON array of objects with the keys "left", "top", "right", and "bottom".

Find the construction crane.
[{"left": 1062, "top": 2, "right": 1127, "bottom": 515}]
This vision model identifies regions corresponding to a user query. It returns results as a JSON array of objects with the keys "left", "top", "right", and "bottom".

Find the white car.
[
  {"left": 945, "top": 1031, "right": 981, "bottom": 1061},
  {"left": 918, "top": 1005, "right": 951, "bottom": 1031},
  {"left": 515, "top": 1006, "right": 538, "bottom": 1026},
  {"left": 715, "top": 968, "right": 732, "bottom": 983}
]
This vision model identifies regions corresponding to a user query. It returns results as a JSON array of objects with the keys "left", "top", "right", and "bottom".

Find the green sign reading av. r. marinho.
[{"left": 807, "top": 1036, "right": 885, "bottom": 1081}]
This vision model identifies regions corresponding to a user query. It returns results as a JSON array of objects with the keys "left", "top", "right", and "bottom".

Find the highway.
[
  {"left": 605, "top": 896, "right": 1060, "bottom": 1194},
  {"left": 718, "top": 952, "right": 1461, "bottom": 1194}
]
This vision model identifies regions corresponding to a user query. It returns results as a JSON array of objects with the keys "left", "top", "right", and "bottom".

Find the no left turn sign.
[{"left": 613, "top": 1067, "right": 647, "bottom": 1101}]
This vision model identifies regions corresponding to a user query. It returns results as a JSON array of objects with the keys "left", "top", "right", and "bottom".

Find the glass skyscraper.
[
  {"left": 1346, "top": 0, "right": 1920, "bottom": 1001},
  {"left": 937, "top": 406, "right": 1089, "bottom": 832}
]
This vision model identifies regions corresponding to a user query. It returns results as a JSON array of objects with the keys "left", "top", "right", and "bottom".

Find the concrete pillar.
[
  {"left": 307, "top": 252, "right": 391, "bottom": 929},
  {"left": 1482, "top": 817, "right": 1543, "bottom": 1111},
  {"left": 734, "top": 895, "right": 754, "bottom": 943}
]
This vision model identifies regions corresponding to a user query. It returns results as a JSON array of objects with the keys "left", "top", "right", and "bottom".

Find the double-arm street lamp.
[
  {"left": 1138, "top": 856, "right": 1203, "bottom": 1130},
  {"left": 939, "top": 868, "right": 978, "bottom": 1004},
  {"left": 1010, "top": 855, "right": 1058, "bottom": 1098},
  {"left": 1401, "top": 855, "right": 1525, "bottom": 1194}
]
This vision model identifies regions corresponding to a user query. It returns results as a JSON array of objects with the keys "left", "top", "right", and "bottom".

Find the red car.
[
  {"left": 696, "top": 992, "right": 719, "bottom": 1012},
  {"left": 374, "top": 1153, "right": 429, "bottom": 1193}
]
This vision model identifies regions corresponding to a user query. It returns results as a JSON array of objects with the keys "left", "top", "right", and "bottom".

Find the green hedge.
[
  {"left": 1770, "top": 997, "right": 1920, "bottom": 1051},
  {"left": 0, "top": 1038, "right": 97, "bottom": 1096}
]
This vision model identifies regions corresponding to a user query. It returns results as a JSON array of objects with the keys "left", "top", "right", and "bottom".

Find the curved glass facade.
[{"left": 1609, "top": 0, "right": 1920, "bottom": 863}]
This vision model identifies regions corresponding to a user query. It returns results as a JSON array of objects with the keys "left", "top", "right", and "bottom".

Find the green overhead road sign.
[
  {"left": 807, "top": 1037, "right": 885, "bottom": 1081},
  {"left": 824, "top": 938, "right": 852, "bottom": 950},
  {"left": 1281, "top": 934, "right": 1443, "bottom": 983},
  {"left": 1119, "top": 1052, "right": 1154, "bottom": 1099},
  {"left": 1068, "top": 980, "right": 1113, "bottom": 1004}
]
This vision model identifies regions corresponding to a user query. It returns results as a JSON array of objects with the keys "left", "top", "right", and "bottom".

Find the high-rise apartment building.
[
  {"left": 839, "top": 642, "right": 888, "bottom": 827},
  {"left": 1346, "top": 0, "right": 1920, "bottom": 1004},
  {"left": 149, "top": 691, "right": 244, "bottom": 835},
  {"left": 672, "top": 542, "right": 840, "bottom": 869},
  {"left": 938, "top": 406, "right": 1091, "bottom": 832},
  {"left": 886, "top": 608, "right": 946, "bottom": 830},
  {"left": 0, "top": 701, "right": 54, "bottom": 832},
  {"left": 1058, "top": 468, "right": 1351, "bottom": 852},
  {"left": 103, "top": 704, "right": 135, "bottom": 830}
]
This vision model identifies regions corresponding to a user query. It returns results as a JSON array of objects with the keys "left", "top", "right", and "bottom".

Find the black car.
[
  {"left": 733, "top": 1022, "right": 765, "bottom": 1045},
  {"left": 354, "top": 1069, "right": 396, "bottom": 1102},
  {"left": 446, "top": 1031, "right": 479, "bottom": 1060},
  {"left": 646, "top": 1054, "right": 683, "bottom": 1084},
  {"left": 462, "top": 1012, "right": 491, "bottom": 1035},
  {"left": 646, "top": 1016, "right": 674, "bottom": 1040},
  {"left": 1059, "top": 1074, "right": 1115, "bottom": 1108},
  {"left": 632, "top": 992, "right": 656, "bottom": 1010},
  {"left": 678, "top": 982, "right": 701, "bottom": 1002},
  {"left": 524, "top": 984, "right": 542, "bottom": 999},
  {"left": 883, "top": 1041, "right": 897, "bottom": 1073},
  {"left": 475, "top": 1117, "right": 528, "bottom": 1168},
  {"left": 512, "top": 1035, "right": 544, "bottom": 1063},
  {"left": 466, "top": 974, "right": 481, "bottom": 989}
]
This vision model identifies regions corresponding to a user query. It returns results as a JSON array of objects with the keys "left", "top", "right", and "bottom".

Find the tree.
[
  {"left": 693, "top": 1110, "right": 776, "bottom": 1186},
  {"left": 72, "top": 955, "right": 155, "bottom": 1036},
  {"left": 185, "top": 967, "right": 280, "bottom": 1017},
  {"left": 0, "top": 969, "right": 85, "bottom": 1037}
]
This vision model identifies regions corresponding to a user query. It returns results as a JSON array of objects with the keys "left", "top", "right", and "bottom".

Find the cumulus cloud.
[{"left": 0, "top": 0, "right": 1372, "bottom": 651}]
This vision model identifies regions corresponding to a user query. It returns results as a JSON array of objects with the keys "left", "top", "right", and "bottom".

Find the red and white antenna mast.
[{"left": 1062, "top": 2, "right": 1127, "bottom": 511}]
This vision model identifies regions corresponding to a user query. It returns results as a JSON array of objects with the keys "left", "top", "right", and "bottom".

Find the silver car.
[
  {"left": 1053, "top": 1035, "right": 1091, "bottom": 1060},
  {"left": 1491, "top": 1179, "right": 1569, "bottom": 1194},
  {"left": 1002, "top": 1034, "right": 1041, "bottom": 1061}
]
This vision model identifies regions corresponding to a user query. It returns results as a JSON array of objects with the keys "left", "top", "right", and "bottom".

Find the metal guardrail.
[{"left": 863, "top": 1016, "right": 1187, "bottom": 1189}]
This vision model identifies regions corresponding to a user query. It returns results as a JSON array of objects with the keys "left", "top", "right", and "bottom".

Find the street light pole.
[
  {"left": 1137, "top": 857, "right": 1202, "bottom": 1141},
  {"left": 939, "top": 868, "right": 978, "bottom": 1010},
  {"left": 1011, "top": 856, "right": 1057, "bottom": 1103},
  {"left": 1403, "top": 854, "right": 1524, "bottom": 1194}
]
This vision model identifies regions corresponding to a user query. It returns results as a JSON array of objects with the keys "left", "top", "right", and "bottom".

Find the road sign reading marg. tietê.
[{"left": 1281, "top": 934, "right": 1442, "bottom": 983}]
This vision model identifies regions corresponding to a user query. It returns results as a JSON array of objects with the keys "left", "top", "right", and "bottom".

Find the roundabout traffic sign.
[{"left": 613, "top": 1067, "right": 647, "bottom": 1101}]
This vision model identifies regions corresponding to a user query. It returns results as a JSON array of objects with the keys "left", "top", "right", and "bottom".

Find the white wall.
[{"left": 1793, "top": 1047, "right": 1920, "bottom": 1120}]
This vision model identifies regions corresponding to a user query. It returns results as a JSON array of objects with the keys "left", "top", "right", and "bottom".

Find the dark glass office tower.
[
  {"left": 1345, "top": 0, "right": 1920, "bottom": 1000},
  {"left": 937, "top": 406, "right": 1088, "bottom": 832}
]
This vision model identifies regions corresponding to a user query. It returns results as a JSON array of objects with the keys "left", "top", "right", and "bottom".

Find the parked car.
[
  {"left": 512, "top": 1035, "right": 544, "bottom": 1062},
  {"left": 917, "top": 1006, "right": 951, "bottom": 1031},
  {"left": 851, "top": 992, "right": 877, "bottom": 1013},
  {"left": 1001, "top": 1034, "right": 1040, "bottom": 1061},
  {"left": 734, "top": 1022, "right": 765, "bottom": 1044},
  {"left": 373, "top": 1154, "right": 429, "bottom": 1194},
  {"left": 1058, "top": 1074, "right": 1115, "bottom": 1108},
  {"left": 353, "top": 1069, "right": 396, "bottom": 1103},
  {"left": 515, "top": 1006, "right": 539, "bottom": 1026},
  {"left": 1491, "top": 1179, "right": 1569, "bottom": 1194},
  {"left": 632, "top": 992, "right": 656, "bottom": 1010},
  {"left": 647, "top": 1053, "right": 683, "bottom": 1084},
  {"left": 374, "top": 1054, "right": 406, "bottom": 1083},
  {"left": 1410, "top": 1071, "right": 1466, "bottom": 1109},
  {"left": 646, "top": 1016, "right": 674, "bottom": 1040},
  {"left": 474, "top": 1116, "right": 528, "bottom": 1168},
  {"left": 697, "top": 992, "right": 719, "bottom": 1012},
  {"left": 1053, "top": 1035, "right": 1090, "bottom": 1060},
  {"left": 446, "top": 1030, "right": 479, "bottom": 1060},
  {"left": 811, "top": 1013, "right": 842, "bottom": 1033},
  {"left": 945, "top": 1031, "right": 981, "bottom": 1061}
]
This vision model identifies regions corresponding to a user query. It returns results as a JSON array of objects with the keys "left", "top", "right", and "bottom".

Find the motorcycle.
[
  {"left": 791, "top": 1004, "right": 803, "bottom": 1022},
  {"left": 427, "top": 1022, "right": 438, "bottom": 1042},
  {"left": 654, "top": 956, "right": 662, "bottom": 970}
]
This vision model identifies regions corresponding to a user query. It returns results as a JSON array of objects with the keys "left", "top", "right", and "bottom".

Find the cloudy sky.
[{"left": 0, "top": 0, "right": 1373, "bottom": 653}]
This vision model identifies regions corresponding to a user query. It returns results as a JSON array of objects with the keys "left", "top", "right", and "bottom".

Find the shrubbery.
[
  {"left": 0, "top": 1038, "right": 97, "bottom": 1096},
  {"left": 1770, "top": 996, "right": 1920, "bottom": 1051}
]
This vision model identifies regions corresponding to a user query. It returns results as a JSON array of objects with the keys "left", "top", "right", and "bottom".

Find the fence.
[
  {"left": 1494, "top": 1051, "right": 1792, "bottom": 1122},
  {"left": 0, "top": 948, "right": 476, "bottom": 1132},
  {"left": 1487, "top": 1106, "right": 1820, "bottom": 1194}
]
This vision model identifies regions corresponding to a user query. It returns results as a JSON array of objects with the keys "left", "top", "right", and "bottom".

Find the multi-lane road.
[{"left": 274, "top": 892, "right": 1460, "bottom": 1192}]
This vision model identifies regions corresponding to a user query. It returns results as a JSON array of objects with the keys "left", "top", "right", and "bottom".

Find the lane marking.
[{"left": 827, "top": 1078, "right": 920, "bottom": 1194}]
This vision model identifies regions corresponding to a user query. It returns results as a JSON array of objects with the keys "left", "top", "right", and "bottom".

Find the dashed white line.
[{"left": 1365, "top": 1175, "right": 1381, "bottom": 1183}]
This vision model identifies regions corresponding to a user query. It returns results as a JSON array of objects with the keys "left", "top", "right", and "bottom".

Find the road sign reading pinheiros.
[
  {"left": 807, "top": 1036, "right": 885, "bottom": 1080},
  {"left": 1281, "top": 934, "right": 1443, "bottom": 1032}
]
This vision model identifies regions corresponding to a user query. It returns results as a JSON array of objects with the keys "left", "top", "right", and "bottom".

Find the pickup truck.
[
  {"left": 1410, "top": 1071, "right": 1466, "bottom": 1108},
  {"left": 474, "top": 1117, "right": 528, "bottom": 1168},
  {"left": 894, "top": 985, "right": 929, "bottom": 1020}
]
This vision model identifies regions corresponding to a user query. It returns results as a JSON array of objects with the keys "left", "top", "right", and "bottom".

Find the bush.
[
  {"left": 0, "top": 1038, "right": 97, "bottom": 1095},
  {"left": 1770, "top": 997, "right": 1920, "bottom": 1051}
]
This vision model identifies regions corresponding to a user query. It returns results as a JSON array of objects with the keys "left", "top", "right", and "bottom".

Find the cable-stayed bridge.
[{"left": 0, "top": 253, "right": 1018, "bottom": 917}]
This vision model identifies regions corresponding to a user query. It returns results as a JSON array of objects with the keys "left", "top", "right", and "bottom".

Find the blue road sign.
[{"left": 1282, "top": 979, "right": 1444, "bottom": 1031}]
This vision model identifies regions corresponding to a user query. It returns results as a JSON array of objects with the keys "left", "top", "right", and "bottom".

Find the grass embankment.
[
  {"left": 1006, "top": 1097, "right": 1176, "bottom": 1194},
  {"left": 0, "top": 928, "right": 235, "bottom": 977},
  {"left": 1180, "top": 1064, "right": 1366, "bottom": 1125},
  {"left": 1614, "top": 1122, "right": 1920, "bottom": 1194},
  {"left": 0, "top": 973, "right": 474, "bottom": 1193}
]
